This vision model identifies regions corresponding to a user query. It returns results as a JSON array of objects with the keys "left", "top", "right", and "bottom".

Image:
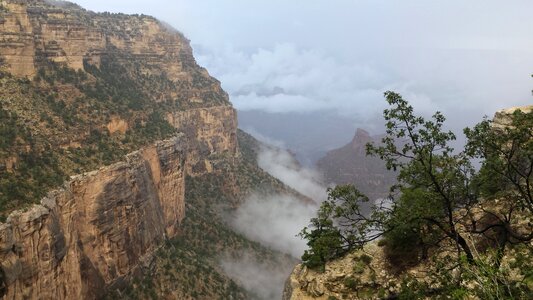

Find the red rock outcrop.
[
  {"left": 0, "top": 137, "right": 186, "bottom": 299},
  {"left": 0, "top": 0, "right": 188, "bottom": 79},
  {"left": 0, "top": 0, "right": 240, "bottom": 299},
  {"left": 167, "top": 106, "right": 238, "bottom": 175}
]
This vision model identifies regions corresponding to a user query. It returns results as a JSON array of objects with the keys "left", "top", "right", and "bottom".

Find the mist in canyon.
[
  {"left": 234, "top": 144, "right": 327, "bottom": 255},
  {"left": 220, "top": 143, "right": 327, "bottom": 299},
  {"left": 220, "top": 254, "right": 296, "bottom": 300}
]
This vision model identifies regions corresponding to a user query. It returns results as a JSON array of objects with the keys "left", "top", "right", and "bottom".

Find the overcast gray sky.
[{"left": 74, "top": 0, "right": 533, "bottom": 138}]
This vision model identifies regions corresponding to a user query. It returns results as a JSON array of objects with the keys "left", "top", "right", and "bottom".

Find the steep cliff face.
[
  {"left": 125, "top": 130, "right": 302, "bottom": 300},
  {"left": 0, "top": 0, "right": 242, "bottom": 298},
  {"left": 0, "top": 0, "right": 203, "bottom": 83},
  {"left": 167, "top": 106, "right": 238, "bottom": 175},
  {"left": 0, "top": 137, "right": 186, "bottom": 299},
  {"left": 0, "top": 0, "right": 237, "bottom": 209}
]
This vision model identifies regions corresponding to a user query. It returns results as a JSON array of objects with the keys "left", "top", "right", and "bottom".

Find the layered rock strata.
[
  {"left": 0, "top": 0, "right": 240, "bottom": 298},
  {"left": 167, "top": 106, "right": 238, "bottom": 175},
  {"left": 0, "top": 0, "right": 188, "bottom": 79},
  {"left": 0, "top": 137, "right": 186, "bottom": 299}
]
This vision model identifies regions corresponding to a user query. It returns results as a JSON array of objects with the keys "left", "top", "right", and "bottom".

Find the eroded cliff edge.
[
  {"left": 0, "top": 0, "right": 240, "bottom": 298},
  {"left": 1, "top": 137, "right": 186, "bottom": 299}
]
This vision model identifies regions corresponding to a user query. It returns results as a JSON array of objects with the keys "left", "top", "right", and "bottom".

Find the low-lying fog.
[{"left": 223, "top": 143, "right": 327, "bottom": 299}]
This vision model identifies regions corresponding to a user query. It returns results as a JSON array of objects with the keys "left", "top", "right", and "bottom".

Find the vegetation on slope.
[
  {"left": 300, "top": 91, "right": 533, "bottom": 298},
  {"left": 0, "top": 59, "right": 186, "bottom": 216},
  {"left": 1, "top": 3, "right": 297, "bottom": 299},
  {"left": 117, "top": 130, "right": 299, "bottom": 299},
  {"left": 0, "top": 34, "right": 233, "bottom": 214},
  {"left": 0, "top": 101, "right": 65, "bottom": 218}
]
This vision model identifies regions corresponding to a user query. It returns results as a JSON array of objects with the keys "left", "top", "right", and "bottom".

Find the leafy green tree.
[
  {"left": 301, "top": 91, "right": 478, "bottom": 268},
  {"left": 464, "top": 109, "right": 533, "bottom": 265},
  {"left": 300, "top": 185, "right": 387, "bottom": 268},
  {"left": 466, "top": 110, "right": 533, "bottom": 209},
  {"left": 300, "top": 91, "right": 533, "bottom": 298},
  {"left": 367, "top": 91, "right": 478, "bottom": 263}
]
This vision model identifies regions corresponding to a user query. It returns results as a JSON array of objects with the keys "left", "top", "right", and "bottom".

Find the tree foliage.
[
  {"left": 299, "top": 185, "right": 386, "bottom": 269},
  {"left": 466, "top": 110, "right": 533, "bottom": 211},
  {"left": 300, "top": 91, "right": 533, "bottom": 297}
]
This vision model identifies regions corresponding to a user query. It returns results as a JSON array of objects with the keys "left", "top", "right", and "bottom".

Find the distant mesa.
[{"left": 316, "top": 128, "right": 396, "bottom": 200}]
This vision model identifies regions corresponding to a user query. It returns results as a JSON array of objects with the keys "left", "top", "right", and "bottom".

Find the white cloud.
[
  {"left": 230, "top": 193, "right": 317, "bottom": 258},
  {"left": 228, "top": 145, "right": 325, "bottom": 257},
  {"left": 198, "top": 42, "right": 533, "bottom": 136},
  {"left": 198, "top": 43, "right": 392, "bottom": 120},
  {"left": 220, "top": 254, "right": 295, "bottom": 300},
  {"left": 256, "top": 145, "right": 327, "bottom": 201}
]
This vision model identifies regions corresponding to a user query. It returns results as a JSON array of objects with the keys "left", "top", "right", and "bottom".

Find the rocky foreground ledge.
[
  {"left": 283, "top": 243, "right": 404, "bottom": 300},
  {"left": 284, "top": 105, "right": 533, "bottom": 300}
]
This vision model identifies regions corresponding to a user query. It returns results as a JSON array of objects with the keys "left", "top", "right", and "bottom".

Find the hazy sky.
[{"left": 74, "top": 0, "right": 533, "bottom": 135}]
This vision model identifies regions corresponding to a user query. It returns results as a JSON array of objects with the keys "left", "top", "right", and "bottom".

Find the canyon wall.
[
  {"left": 0, "top": 104, "right": 238, "bottom": 299},
  {"left": 0, "top": 0, "right": 229, "bottom": 108},
  {"left": 0, "top": 137, "right": 186, "bottom": 299},
  {"left": 0, "top": 0, "right": 239, "bottom": 299},
  {"left": 0, "top": 0, "right": 189, "bottom": 80},
  {"left": 167, "top": 106, "right": 238, "bottom": 175}
]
